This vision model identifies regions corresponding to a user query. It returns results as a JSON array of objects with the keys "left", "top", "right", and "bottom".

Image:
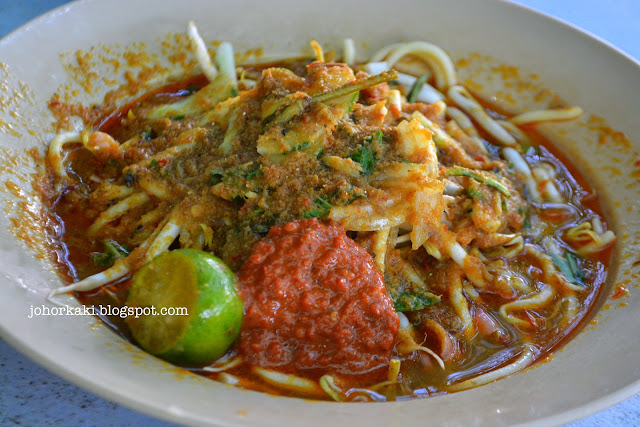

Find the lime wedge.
[{"left": 126, "top": 249, "right": 243, "bottom": 366}]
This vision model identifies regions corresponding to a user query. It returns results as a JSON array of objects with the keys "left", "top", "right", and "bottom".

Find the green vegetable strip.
[
  {"left": 275, "top": 70, "right": 399, "bottom": 124},
  {"left": 92, "top": 253, "right": 113, "bottom": 267},
  {"left": 92, "top": 239, "right": 130, "bottom": 267},
  {"left": 104, "top": 239, "right": 131, "bottom": 258},
  {"left": 407, "top": 74, "right": 429, "bottom": 103},
  {"left": 393, "top": 291, "right": 441, "bottom": 312},
  {"left": 550, "top": 251, "right": 586, "bottom": 287},
  {"left": 445, "top": 167, "right": 511, "bottom": 197},
  {"left": 315, "top": 70, "right": 398, "bottom": 103}
]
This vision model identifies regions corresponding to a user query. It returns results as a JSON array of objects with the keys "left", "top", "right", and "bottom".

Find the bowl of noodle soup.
[{"left": 0, "top": 0, "right": 639, "bottom": 425}]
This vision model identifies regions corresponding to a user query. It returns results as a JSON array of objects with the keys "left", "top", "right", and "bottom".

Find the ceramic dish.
[{"left": 1, "top": 0, "right": 639, "bottom": 425}]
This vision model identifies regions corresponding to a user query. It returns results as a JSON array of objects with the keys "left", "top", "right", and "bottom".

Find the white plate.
[{"left": 1, "top": 0, "right": 639, "bottom": 425}]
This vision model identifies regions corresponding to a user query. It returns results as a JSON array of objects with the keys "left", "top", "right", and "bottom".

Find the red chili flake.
[{"left": 611, "top": 284, "right": 629, "bottom": 299}]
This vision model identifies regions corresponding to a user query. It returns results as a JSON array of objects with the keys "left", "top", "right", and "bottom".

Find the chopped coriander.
[
  {"left": 346, "top": 187, "right": 366, "bottom": 204},
  {"left": 171, "top": 114, "right": 186, "bottom": 121},
  {"left": 518, "top": 207, "right": 531, "bottom": 229},
  {"left": 150, "top": 158, "right": 159, "bottom": 168},
  {"left": 303, "top": 196, "right": 332, "bottom": 219},
  {"left": 350, "top": 145, "right": 376, "bottom": 176},
  {"left": 349, "top": 131, "right": 382, "bottom": 176},
  {"left": 231, "top": 88, "right": 238, "bottom": 97},
  {"left": 372, "top": 130, "right": 384, "bottom": 145},
  {"left": 349, "top": 134, "right": 380, "bottom": 177},
  {"left": 244, "top": 165, "right": 263, "bottom": 180}
]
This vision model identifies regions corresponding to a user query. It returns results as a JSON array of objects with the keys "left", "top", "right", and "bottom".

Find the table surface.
[{"left": 1, "top": 0, "right": 639, "bottom": 425}]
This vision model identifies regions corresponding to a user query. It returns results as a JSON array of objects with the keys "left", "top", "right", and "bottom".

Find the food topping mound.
[
  {"left": 42, "top": 23, "right": 616, "bottom": 400},
  {"left": 237, "top": 218, "right": 399, "bottom": 375}
]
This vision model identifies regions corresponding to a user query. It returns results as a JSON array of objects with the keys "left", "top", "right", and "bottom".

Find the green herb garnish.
[
  {"left": 290, "top": 141, "right": 311, "bottom": 152},
  {"left": 303, "top": 197, "right": 332, "bottom": 219},
  {"left": 445, "top": 167, "right": 511, "bottom": 197},
  {"left": 518, "top": 207, "right": 531, "bottom": 229},
  {"left": 209, "top": 171, "right": 223, "bottom": 185},
  {"left": 244, "top": 165, "right": 263, "bottom": 180},
  {"left": 407, "top": 74, "right": 429, "bottom": 103},
  {"left": 393, "top": 290, "right": 441, "bottom": 312},
  {"left": 466, "top": 188, "right": 485, "bottom": 200},
  {"left": 350, "top": 146, "right": 376, "bottom": 176},
  {"left": 349, "top": 132, "right": 381, "bottom": 177},
  {"left": 550, "top": 251, "right": 586, "bottom": 287},
  {"left": 346, "top": 187, "right": 366, "bottom": 204},
  {"left": 91, "top": 240, "right": 131, "bottom": 268},
  {"left": 91, "top": 252, "right": 113, "bottom": 267},
  {"left": 105, "top": 240, "right": 130, "bottom": 257}
]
